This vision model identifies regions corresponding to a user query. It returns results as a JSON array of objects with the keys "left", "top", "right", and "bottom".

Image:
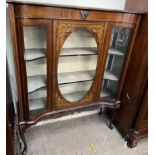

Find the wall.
[{"left": 9, "top": 0, "right": 126, "bottom": 10}]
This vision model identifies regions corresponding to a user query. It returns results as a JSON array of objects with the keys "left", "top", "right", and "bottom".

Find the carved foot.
[
  {"left": 127, "top": 139, "right": 138, "bottom": 148},
  {"left": 125, "top": 129, "right": 139, "bottom": 148}
]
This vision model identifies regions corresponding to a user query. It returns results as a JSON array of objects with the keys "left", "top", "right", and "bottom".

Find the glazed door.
[
  {"left": 53, "top": 21, "right": 106, "bottom": 109},
  {"left": 98, "top": 23, "right": 137, "bottom": 102},
  {"left": 17, "top": 19, "right": 52, "bottom": 121}
]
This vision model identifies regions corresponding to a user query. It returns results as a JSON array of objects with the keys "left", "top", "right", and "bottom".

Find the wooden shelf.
[
  {"left": 62, "top": 91, "right": 88, "bottom": 102},
  {"left": 60, "top": 47, "right": 97, "bottom": 56},
  {"left": 62, "top": 88, "right": 114, "bottom": 102},
  {"left": 24, "top": 49, "right": 46, "bottom": 61},
  {"left": 100, "top": 89, "right": 114, "bottom": 98},
  {"left": 29, "top": 98, "right": 46, "bottom": 111},
  {"left": 27, "top": 75, "right": 46, "bottom": 93},
  {"left": 59, "top": 81, "right": 93, "bottom": 94},
  {"left": 108, "top": 47, "right": 124, "bottom": 56},
  {"left": 58, "top": 70, "right": 95, "bottom": 84},
  {"left": 28, "top": 87, "right": 46, "bottom": 100},
  {"left": 61, "top": 47, "right": 124, "bottom": 56},
  {"left": 104, "top": 70, "right": 119, "bottom": 81},
  {"left": 58, "top": 69, "right": 118, "bottom": 84}
]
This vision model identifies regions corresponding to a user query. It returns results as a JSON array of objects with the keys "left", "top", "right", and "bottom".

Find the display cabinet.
[{"left": 8, "top": 2, "right": 141, "bottom": 152}]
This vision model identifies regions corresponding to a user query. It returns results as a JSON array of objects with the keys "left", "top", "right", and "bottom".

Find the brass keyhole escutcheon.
[{"left": 81, "top": 10, "right": 89, "bottom": 20}]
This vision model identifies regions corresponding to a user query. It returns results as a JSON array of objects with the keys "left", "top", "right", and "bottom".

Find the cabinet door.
[
  {"left": 16, "top": 19, "right": 52, "bottom": 121},
  {"left": 53, "top": 20, "right": 106, "bottom": 109},
  {"left": 98, "top": 23, "right": 136, "bottom": 102}
]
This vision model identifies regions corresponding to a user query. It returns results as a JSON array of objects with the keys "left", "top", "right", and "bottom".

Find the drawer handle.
[{"left": 81, "top": 10, "right": 89, "bottom": 20}]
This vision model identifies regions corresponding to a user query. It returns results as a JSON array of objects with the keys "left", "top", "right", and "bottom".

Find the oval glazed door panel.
[
  {"left": 55, "top": 21, "right": 105, "bottom": 108},
  {"left": 58, "top": 28, "right": 97, "bottom": 102}
]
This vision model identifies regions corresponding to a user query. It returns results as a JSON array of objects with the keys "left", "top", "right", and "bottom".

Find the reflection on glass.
[
  {"left": 23, "top": 25, "right": 47, "bottom": 117},
  {"left": 100, "top": 27, "right": 131, "bottom": 99},
  {"left": 58, "top": 28, "right": 98, "bottom": 102}
]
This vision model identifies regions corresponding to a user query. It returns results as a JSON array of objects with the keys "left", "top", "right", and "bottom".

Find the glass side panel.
[
  {"left": 58, "top": 28, "right": 98, "bottom": 102},
  {"left": 23, "top": 25, "right": 47, "bottom": 117},
  {"left": 100, "top": 27, "right": 132, "bottom": 100}
]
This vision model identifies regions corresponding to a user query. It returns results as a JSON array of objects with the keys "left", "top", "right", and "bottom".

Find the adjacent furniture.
[
  {"left": 114, "top": 14, "right": 148, "bottom": 147},
  {"left": 125, "top": 0, "right": 148, "bottom": 13}
]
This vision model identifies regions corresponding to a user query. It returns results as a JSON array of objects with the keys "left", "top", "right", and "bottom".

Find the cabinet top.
[{"left": 7, "top": 0, "right": 143, "bottom": 14}]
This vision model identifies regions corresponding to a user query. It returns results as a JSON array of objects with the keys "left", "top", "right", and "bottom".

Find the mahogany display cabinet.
[{"left": 7, "top": 1, "right": 144, "bottom": 153}]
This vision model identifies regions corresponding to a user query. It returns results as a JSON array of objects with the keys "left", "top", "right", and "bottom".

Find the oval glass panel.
[{"left": 58, "top": 28, "right": 98, "bottom": 102}]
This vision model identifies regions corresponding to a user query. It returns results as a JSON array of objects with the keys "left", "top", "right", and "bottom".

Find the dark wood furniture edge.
[
  {"left": 8, "top": 4, "right": 25, "bottom": 122},
  {"left": 6, "top": 1, "right": 145, "bottom": 14}
]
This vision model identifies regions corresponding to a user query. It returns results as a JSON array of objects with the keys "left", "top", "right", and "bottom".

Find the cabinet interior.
[
  {"left": 24, "top": 25, "right": 47, "bottom": 116},
  {"left": 23, "top": 24, "right": 132, "bottom": 116}
]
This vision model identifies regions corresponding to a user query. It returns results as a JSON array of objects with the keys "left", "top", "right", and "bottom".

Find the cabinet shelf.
[
  {"left": 27, "top": 75, "right": 46, "bottom": 93},
  {"left": 108, "top": 47, "right": 125, "bottom": 56},
  {"left": 58, "top": 69, "right": 118, "bottom": 85},
  {"left": 100, "top": 89, "right": 114, "bottom": 99},
  {"left": 62, "top": 91, "right": 88, "bottom": 102},
  {"left": 60, "top": 47, "right": 97, "bottom": 56},
  {"left": 58, "top": 70, "right": 95, "bottom": 84},
  {"left": 104, "top": 70, "right": 119, "bottom": 81},
  {"left": 24, "top": 49, "right": 46, "bottom": 61},
  {"left": 62, "top": 89, "right": 114, "bottom": 102},
  {"left": 29, "top": 98, "right": 46, "bottom": 111},
  {"left": 60, "top": 47, "right": 124, "bottom": 57}
]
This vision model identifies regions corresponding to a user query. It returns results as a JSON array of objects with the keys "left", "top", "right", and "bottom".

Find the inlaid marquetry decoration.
[
  {"left": 55, "top": 21, "right": 105, "bottom": 107},
  {"left": 56, "top": 22, "right": 105, "bottom": 55}
]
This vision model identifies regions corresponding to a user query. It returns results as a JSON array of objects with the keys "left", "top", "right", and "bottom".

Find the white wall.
[{"left": 12, "top": 0, "right": 126, "bottom": 10}]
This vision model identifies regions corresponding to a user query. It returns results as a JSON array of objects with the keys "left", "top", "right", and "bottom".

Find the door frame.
[
  {"left": 53, "top": 20, "right": 108, "bottom": 110},
  {"left": 97, "top": 22, "right": 140, "bottom": 103},
  {"left": 16, "top": 18, "right": 53, "bottom": 121}
]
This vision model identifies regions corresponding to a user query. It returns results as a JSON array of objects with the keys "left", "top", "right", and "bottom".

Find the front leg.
[
  {"left": 107, "top": 101, "right": 120, "bottom": 129},
  {"left": 107, "top": 108, "right": 117, "bottom": 129},
  {"left": 99, "top": 107, "right": 103, "bottom": 115},
  {"left": 19, "top": 125, "right": 27, "bottom": 155}
]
